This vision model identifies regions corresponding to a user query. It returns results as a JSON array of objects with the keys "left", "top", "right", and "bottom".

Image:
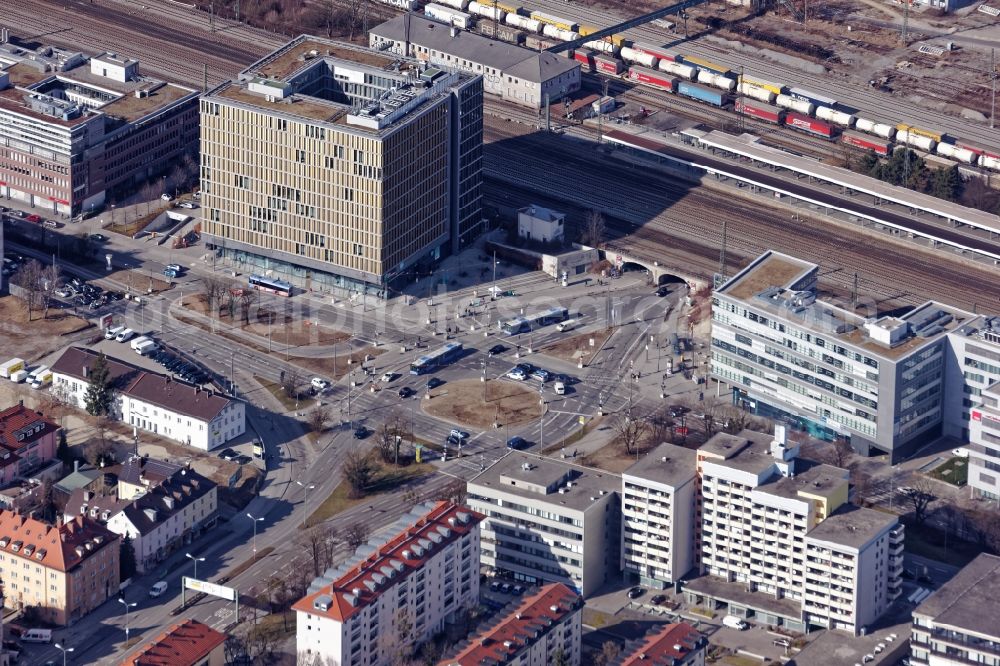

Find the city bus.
[
  {"left": 248, "top": 274, "right": 292, "bottom": 297},
  {"left": 410, "top": 342, "right": 464, "bottom": 375},
  {"left": 499, "top": 306, "right": 569, "bottom": 335}
]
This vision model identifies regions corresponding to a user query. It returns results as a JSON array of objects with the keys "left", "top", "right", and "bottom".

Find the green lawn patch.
[
  {"left": 582, "top": 607, "right": 614, "bottom": 629},
  {"left": 253, "top": 375, "right": 303, "bottom": 412},
  {"left": 928, "top": 456, "right": 968, "bottom": 487},
  {"left": 303, "top": 461, "right": 436, "bottom": 528},
  {"left": 720, "top": 656, "right": 763, "bottom": 666}
]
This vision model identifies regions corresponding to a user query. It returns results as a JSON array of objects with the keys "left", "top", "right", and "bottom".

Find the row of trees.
[
  {"left": 611, "top": 397, "right": 768, "bottom": 455},
  {"left": 202, "top": 275, "right": 259, "bottom": 324},
  {"left": 850, "top": 149, "right": 971, "bottom": 205}
]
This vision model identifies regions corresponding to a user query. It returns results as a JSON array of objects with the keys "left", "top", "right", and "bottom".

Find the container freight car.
[
  {"left": 896, "top": 124, "right": 942, "bottom": 143},
  {"left": 735, "top": 100, "right": 782, "bottom": 124},
  {"left": 476, "top": 19, "right": 525, "bottom": 44},
  {"left": 855, "top": 117, "right": 896, "bottom": 139},
  {"left": 594, "top": 54, "right": 624, "bottom": 75},
  {"left": 775, "top": 94, "right": 814, "bottom": 116},
  {"left": 525, "top": 35, "right": 560, "bottom": 50},
  {"left": 627, "top": 65, "right": 677, "bottom": 92},
  {"left": 506, "top": 13, "right": 542, "bottom": 32},
  {"left": 739, "top": 75, "right": 783, "bottom": 96},
  {"left": 379, "top": 0, "right": 419, "bottom": 8},
  {"left": 787, "top": 86, "right": 837, "bottom": 108},
  {"left": 620, "top": 47, "right": 657, "bottom": 68},
  {"left": 815, "top": 106, "right": 854, "bottom": 128},
  {"left": 841, "top": 130, "right": 891, "bottom": 156},
  {"left": 425, "top": 3, "right": 473, "bottom": 28},
  {"left": 678, "top": 54, "right": 731, "bottom": 76},
  {"left": 571, "top": 50, "right": 595, "bottom": 71},
  {"left": 783, "top": 111, "right": 834, "bottom": 138},
  {"left": 738, "top": 82, "right": 776, "bottom": 103},
  {"left": 529, "top": 10, "right": 577, "bottom": 31},
  {"left": 677, "top": 81, "right": 728, "bottom": 107}
]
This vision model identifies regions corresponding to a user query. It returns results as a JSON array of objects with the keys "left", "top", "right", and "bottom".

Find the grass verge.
[
  {"left": 253, "top": 375, "right": 303, "bottom": 412},
  {"left": 303, "top": 460, "right": 435, "bottom": 528},
  {"left": 928, "top": 456, "right": 968, "bottom": 486}
]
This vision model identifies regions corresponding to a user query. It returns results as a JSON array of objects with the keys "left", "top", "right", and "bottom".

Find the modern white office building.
[
  {"left": 369, "top": 14, "right": 580, "bottom": 109},
  {"left": 968, "top": 381, "right": 1000, "bottom": 500},
  {"left": 910, "top": 553, "right": 1000, "bottom": 666},
  {"left": 621, "top": 442, "right": 697, "bottom": 589},
  {"left": 467, "top": 452, "right": 621, "bottom": 597},
  {"left": 685, "top": 428, "right": 904, "bottom": 635},
  {"left": 441, "top": 583, "right": 583, "bottom": 666},
  {"left": 711, "top": 250, "right": 978, "bottom": 462},
  {"left": 294, "top": 501, "right": 482, "bottom": 666}
]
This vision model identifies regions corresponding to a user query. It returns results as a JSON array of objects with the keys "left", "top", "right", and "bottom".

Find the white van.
[
  {"left": 149, "top": 581, "right": 168, "bottom": 597},
  {"left": 30, "top": 369, "right": 53, "bottom": 390},
  {"left": 723, "top": 615, "right": 749, "bottom": 630},
  {"left": 130, "top": 335, "right": 151, "bottom": 351},
  {"left": 554, "top": 381, "right": 566, "bottom": 395},
  {"left": 556, "top": 321, "right": 574, "bottom": 333},
  {"left": 21, "top": 628, "right": 52, "bottom": 643},
  {"left": 26, "top": 365, "right": 48, "bottom": 386},
  {"left": 105, "top": 324, "right": 125, "bottom": 340},
  {"left": 116, "top": 328, "right": 135, "bottom": 343}
]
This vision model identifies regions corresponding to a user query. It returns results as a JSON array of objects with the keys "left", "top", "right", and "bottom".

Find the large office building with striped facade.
[{"left": 199, "top": 36, "right": 483, "bottom": 297}]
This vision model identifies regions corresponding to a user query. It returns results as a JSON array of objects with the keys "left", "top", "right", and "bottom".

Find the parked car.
[
  {"left": 160, "top": 193, "right": 174, "bottom": 201},
  {"left": 506, "top": 369, "right": 527, "bottom": 381},
  {"left": 426, "top": 377, "right": 443, "bottom": 390},
  {"left": 627, "top": 587, "right": 644, "bottom": 600},
  {"left": 149, "top": 581, "right": 168, "bottom": 597},
  {"left": 179, "top": 201, "right": 199, "bottom": 209},
  {"left": 25, "top": 214, "right": 42, "bottom": 224},
  {"left": 953, "top": 447, "right": 969, "bottom": 458},
  {"left": 651, "top": 594, "right": 667, "bottom": 605},
  {"left": 506, "top": 436, "right": 528, "bottom": 450},
  {"left": 165, "top": 263, "right": 183, "bottom": 274},
  {"left": 89, "top": 233, "right": 107, "bottom": 242},
  {"left": 354, "top": 426, "right": 369, "bottom": 440},
  {"left": 531, "top": 368, "right": 551, "bottom": 382},
  {"left": 723, "top": 615, "right": 749, "bottom": 630},
  {"left": 43, "top": 219, "right": 61, "bottom": 229},
  {"left": 217, "top": 448, "right": 237, "bottom": 461}
]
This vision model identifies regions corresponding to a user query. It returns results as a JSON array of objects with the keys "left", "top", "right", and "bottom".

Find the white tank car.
[
  {"left": 711, "top": 74, "right": 736, "bottom": 91},
  {"left": 981, "top": 154, "right": 1000, "bottom": 170},
  {"left": 468, "top": 1, "right": 506, "bottom": 21},
  {"left": 505, "top": 14, "right": 542, "bottom": 33},
  {"left": 659, "top": 61, "right": 695, "bottom": 80},
  {"left": 776, "top": 94, "right": 814, "bottom": 116},
  {"left": 583, "top": 39, "right": 616, "bottom": 53},
  {"left": 434, "top": 0, "right": 469, "bottom": 9},
  {"left": 855, "top": 117, "right": 896, "bottom": 139},
  {"left": 935, "top": 143, "right": 977, "bottom": 164},
  {"left": 896, "top": 130, "right": 936, "bottom": 152},
  {"left": 738, "top": 83, "right": 776, "bottom": 103},
  {"left": 815, "top": 106, "right": 854, "bottom": 128},
  {"left": 620, "top": 47, "right": 658, "bottom": 68}
]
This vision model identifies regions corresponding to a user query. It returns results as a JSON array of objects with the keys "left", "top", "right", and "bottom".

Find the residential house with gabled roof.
[
  {"left": 0, "top": 402, "right": 60, "bottom": 486},
  {"left": 124, "top": 619, "right": 226, "bottom": 666},
  {"left": 0, "top": 510, "right": 119, "bottom": 625}
]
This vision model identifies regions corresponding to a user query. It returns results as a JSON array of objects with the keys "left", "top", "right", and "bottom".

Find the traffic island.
[{"left": 422, "top": 378, "right": 544, "bottom": 430}]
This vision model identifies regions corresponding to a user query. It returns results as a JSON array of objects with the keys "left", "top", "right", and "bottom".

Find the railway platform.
[{"left": 603, "top": 126, "right": 1000, "bottom": 265}]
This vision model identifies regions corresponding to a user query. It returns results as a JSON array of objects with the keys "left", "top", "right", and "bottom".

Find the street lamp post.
[
  {"left": 296, "top": 481, "right": 315, "bottom": 528},
  {"left": 186, "top": 552, "right": 206, "bottom": 581},
  {"left": 247, "top": 513, "right": 265, "bottom": 560},
  {"left": 117, "top": 597, "right": 137, "bottom": 643},
  {"left": 54, "top": 642, "right": 74, "bottom": 666}
]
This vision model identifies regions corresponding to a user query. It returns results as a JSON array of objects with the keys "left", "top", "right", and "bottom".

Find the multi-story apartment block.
[
  {"left": 200, "top": 36, "right": 483, "bottom": 298},
  {"left": 968, "top": 381, "right": 1000, "bottom": 500},
  {"left": 0, "top": 43, "right": 198, "bottom": 216},
  {"left": 911, "top": 553, "right": 1000, "bottom": 666},
  {"left": 0, "top": 510, "right": 119, "bottom": 625},
  {"left": 711, "top": 251, "right": 978, "bottom": 462},
  {"left": 50, "top": 347, "right": 244, "bottom": 451},
  {"left": 802, "top": 505, "right": 904, "bottom": 634},
  {"left": 294, "top": 501, "right": 482, "bottom": 666},
  {"left": 616, "top": 622, "right": 706, "bottom": 666},
  {"left": 686, "top": 428, "right": 903, "bottom": 634},
  {"left": 370, "top": 14, "right": 581, "bottom": 109},
  {"left": 621, "top": 442, "right": 697, "bottom": 589},
  {"left": 440, "top": 583, "right": 583, "bottom": 666},
  {"left": 64, "top": 459, "right": 217, "bottom": 573},
  {"left": 467, "top": 452, "right": 621, "bottom": 597},
  {"left": 0, "top": 402, "right": 60, "bottom": 485}
]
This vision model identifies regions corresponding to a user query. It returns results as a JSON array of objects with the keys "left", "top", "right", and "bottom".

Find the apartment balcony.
[{"left": 927, "top": 629, "right": 1000, "bottom": 658}]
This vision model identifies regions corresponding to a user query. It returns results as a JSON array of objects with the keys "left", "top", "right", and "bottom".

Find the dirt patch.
[
  {"left": 288, "top": 346, "right": 385, "bottom": 381},
  {"left": 181, "top": 294, "right": 349, "bottom": 348},
  {"left": 0, "top": 295, "right": 94, "bottom": 359},
  {"left": 579, "top": 434, "right": 662, "bottom": 474},
  {"left": 423, "top": 378, "right": 543, "bottom": 429},
  {"left": 107, "top": 268, "right": 172, "bottom": 294},
  {"left": 538, "top": 329, "right": 612, "bottom": 365}
]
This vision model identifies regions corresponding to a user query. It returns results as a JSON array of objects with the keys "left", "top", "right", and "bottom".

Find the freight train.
[{"left": 394, "top": 0, "right": 1000, "bottom": 172}]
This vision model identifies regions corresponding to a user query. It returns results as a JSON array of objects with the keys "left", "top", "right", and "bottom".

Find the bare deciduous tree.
[
  {"left": 901, "top": 479, "right": 936, "bottom": 526},
  {"left": 345, "top": 521, "right": 370, "bottom": 550},
  {"left": 308, "top": 403, "right": 332, "bottom": 434},
  {"left": 613, "top": 409, "right": 649, "bottom": 456},
  {"left": 343, "top": 450, "right": 376, "bottom": 498},
  {"left": 240, "top": 288, "right": 258, "bottom": 325},
  {"left": 581, "top": 209, "right": 606, "bottom": 248},
  {"left": 11, "top": 260, "right": 45, "bottom": 320},
  {"left": 202, "top": 275, "right": 232, "bottom": 315},
  {"left": 282, "top": 368, "right": 303, "bottom": 401}
]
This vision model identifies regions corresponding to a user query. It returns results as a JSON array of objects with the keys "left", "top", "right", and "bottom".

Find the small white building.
[
  {"left": 49, "top": 347, "right": 244, "bottom": 451},
  {"left": 89, "top": 52, "right": 139, "bottom": 82},
  {"left": 517, "top": 204, "right": 565, "bottom": 244},
  {"left": 621, "top": 443, "right": 697, "bottom": 589},
  {"left": 294, "top": 501, "right": 482, "bottom": 666}
]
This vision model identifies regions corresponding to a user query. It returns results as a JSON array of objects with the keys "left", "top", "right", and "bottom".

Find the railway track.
[
  {"left": 516, "top": 0, "right": 1000, "bottom": 147},
  {"left": 480, "top": 111, "right": 1000, "bottom": 312}
]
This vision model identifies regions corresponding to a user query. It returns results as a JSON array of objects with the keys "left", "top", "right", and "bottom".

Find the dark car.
[
  {"left": 489, "top": 581, "right": 502, "bottom": 592},
  {"left": 218, "top": 448, "right": 237, "bottom": 461},
  {"left": 506, "top": 436, "right": 528, "bottom": 450},
  {"left": 89, "top": 233, "right": 107, "bottom": 242},
  {"left": 651, "top": 594, "right": 667, "bottom": 605},
  {"left": 398, "top": 386, "right": 413, "bottom": 399},
  {"left": 669, "top": 405, "right": 690, "bottom": 418},
  {"left": 354, "top": 426, "right": 369, "bottom": 439},
  {"left": 657, "top": 286, "right": 670, "bottom": 297},
  {"left": 488, "top": 344, "right": 507, "bottom": 356},
  {"left": 426, "top": 377, "right": 443, "bottom": 390},
  {"left": 627, "top": 587, "right": 644, "bottom": 600}
]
